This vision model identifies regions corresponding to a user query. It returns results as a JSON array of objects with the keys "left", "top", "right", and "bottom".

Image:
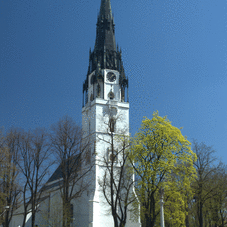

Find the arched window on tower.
[
  {"left": 121, "top": 86, "right": 125, "bottom": 102},
  {"left": 86, "top": 147, "right": 91, "bottom": 164},
  {"left": 97, "top": 83, "right": 101, "bottom": 98},
  {"left": 86, "top": 90, "right": 88, "bottom": 104},
  {"left": 90, "top": 93, "right": 94, "bottom": 102}
]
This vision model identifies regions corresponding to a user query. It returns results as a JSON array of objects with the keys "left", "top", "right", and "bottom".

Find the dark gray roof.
[
  {"left": 47, "top": 165, "right": 63, "bottom": 183},
  {"left": 46, "top": 155, "right": 80, "bottom": 185},
  {"left": 41, "top": 165, "right": 63, "bottom": 191}
]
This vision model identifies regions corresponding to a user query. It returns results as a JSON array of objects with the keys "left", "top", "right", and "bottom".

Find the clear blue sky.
[{"left": 1, "top": 0, "right": 226, "bottom": 161}]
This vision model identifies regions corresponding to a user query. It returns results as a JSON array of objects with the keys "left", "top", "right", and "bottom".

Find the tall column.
[{"left": 160, "top": 188, "right": 165, "bottom": 227}]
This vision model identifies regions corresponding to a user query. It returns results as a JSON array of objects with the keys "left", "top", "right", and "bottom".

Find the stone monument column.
[{"left": 160, "top": 188, "right": 165, "bottom": 227}]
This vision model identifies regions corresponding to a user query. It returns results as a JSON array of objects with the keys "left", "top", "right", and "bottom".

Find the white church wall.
[{"left": 9, "top": 206, "right": 30, "bottom": 227}]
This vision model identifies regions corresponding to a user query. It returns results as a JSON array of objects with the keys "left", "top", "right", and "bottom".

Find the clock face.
[{"left": 107, "top": 72, "right": 116, "bottom": 82}]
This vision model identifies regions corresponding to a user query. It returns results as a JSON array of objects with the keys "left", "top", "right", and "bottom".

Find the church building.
[{"left": 9, "top": 0, "right": 140, "bottom": 226}]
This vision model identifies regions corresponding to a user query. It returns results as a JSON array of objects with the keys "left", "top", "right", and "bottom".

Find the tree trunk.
[
  {"left": 113, "top": 212, "right": 119, "bottom": 227},
  {"left": 152, "top": 193, "right": 155, "bottom": 227},
  {"left": 31, "top": 209, "right": 36, "bottom": 227},
  {"left": 220, "top": 211, "right": 224, "bottom": 227},
  {"left": 185, "top": 206, "right": 189, "bottom": 227},
  {"left": 120, "top": 221, "right": 126, "bottom": 227},
  {"left": 144, "top": 203, "right": 151, "bottom": 227},
  {"left": 144, "top": 193, "right": 156, "bottom": 227},
  {"left": 22, "top": 212, "right": 27, "bottom": 227},
  {"left": 199, "top": 201, "right": 203, "bottom": 227},
  {"left": 63, "top": 196, "right": 71, "bottom": 227},
  {"left": 3, "top": 210, "right": 9, "bottom": 227},
  {"left": 22, "top": 203, "right": 28, "bottom": 227}
]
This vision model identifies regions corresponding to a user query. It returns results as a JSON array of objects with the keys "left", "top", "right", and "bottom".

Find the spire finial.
[{"left": 99, "top": 0, "right": 113, "bottom": 20}]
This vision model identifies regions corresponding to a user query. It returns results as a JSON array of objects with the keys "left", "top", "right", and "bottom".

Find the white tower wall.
[{"left": 81, "top": 68, "right": 140, "bottom": 227}]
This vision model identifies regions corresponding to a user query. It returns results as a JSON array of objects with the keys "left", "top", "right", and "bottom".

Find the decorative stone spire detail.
[{"left": 83, "top": 0, "right": 128, "bottom": 99}]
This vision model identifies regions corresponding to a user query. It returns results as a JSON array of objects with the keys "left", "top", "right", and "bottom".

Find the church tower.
[
  {"left": 82, "top": 1, "right": 139, "bottom": 226},
  {"left": 82, "top": 0, "right": 128, "bottom": 106}
]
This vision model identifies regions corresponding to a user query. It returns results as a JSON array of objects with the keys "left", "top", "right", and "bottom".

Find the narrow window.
[{"left": 86, "top": 148, "right": 91, "bottom": 164}]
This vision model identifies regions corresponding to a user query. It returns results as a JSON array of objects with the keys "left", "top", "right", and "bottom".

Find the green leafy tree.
[
  {"left": 164, "top": 161, "right": 195, "bottom": 227},
  {"left": 130, "top": 111, "right": 197, "bottom": 227}
]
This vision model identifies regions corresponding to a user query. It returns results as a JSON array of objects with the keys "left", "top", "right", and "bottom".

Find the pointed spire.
[
  {"left": 83, "top": 0, "right": 128, "bottom": 96},
  {"left": 99, "top": 0, "right": 113, "bottom": 20},
  {"left": 95, "top": 0, "right": 116, "bottom": 53},
  {"left": 86, "top": 0, "right": 124, "bottom": 75}
]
